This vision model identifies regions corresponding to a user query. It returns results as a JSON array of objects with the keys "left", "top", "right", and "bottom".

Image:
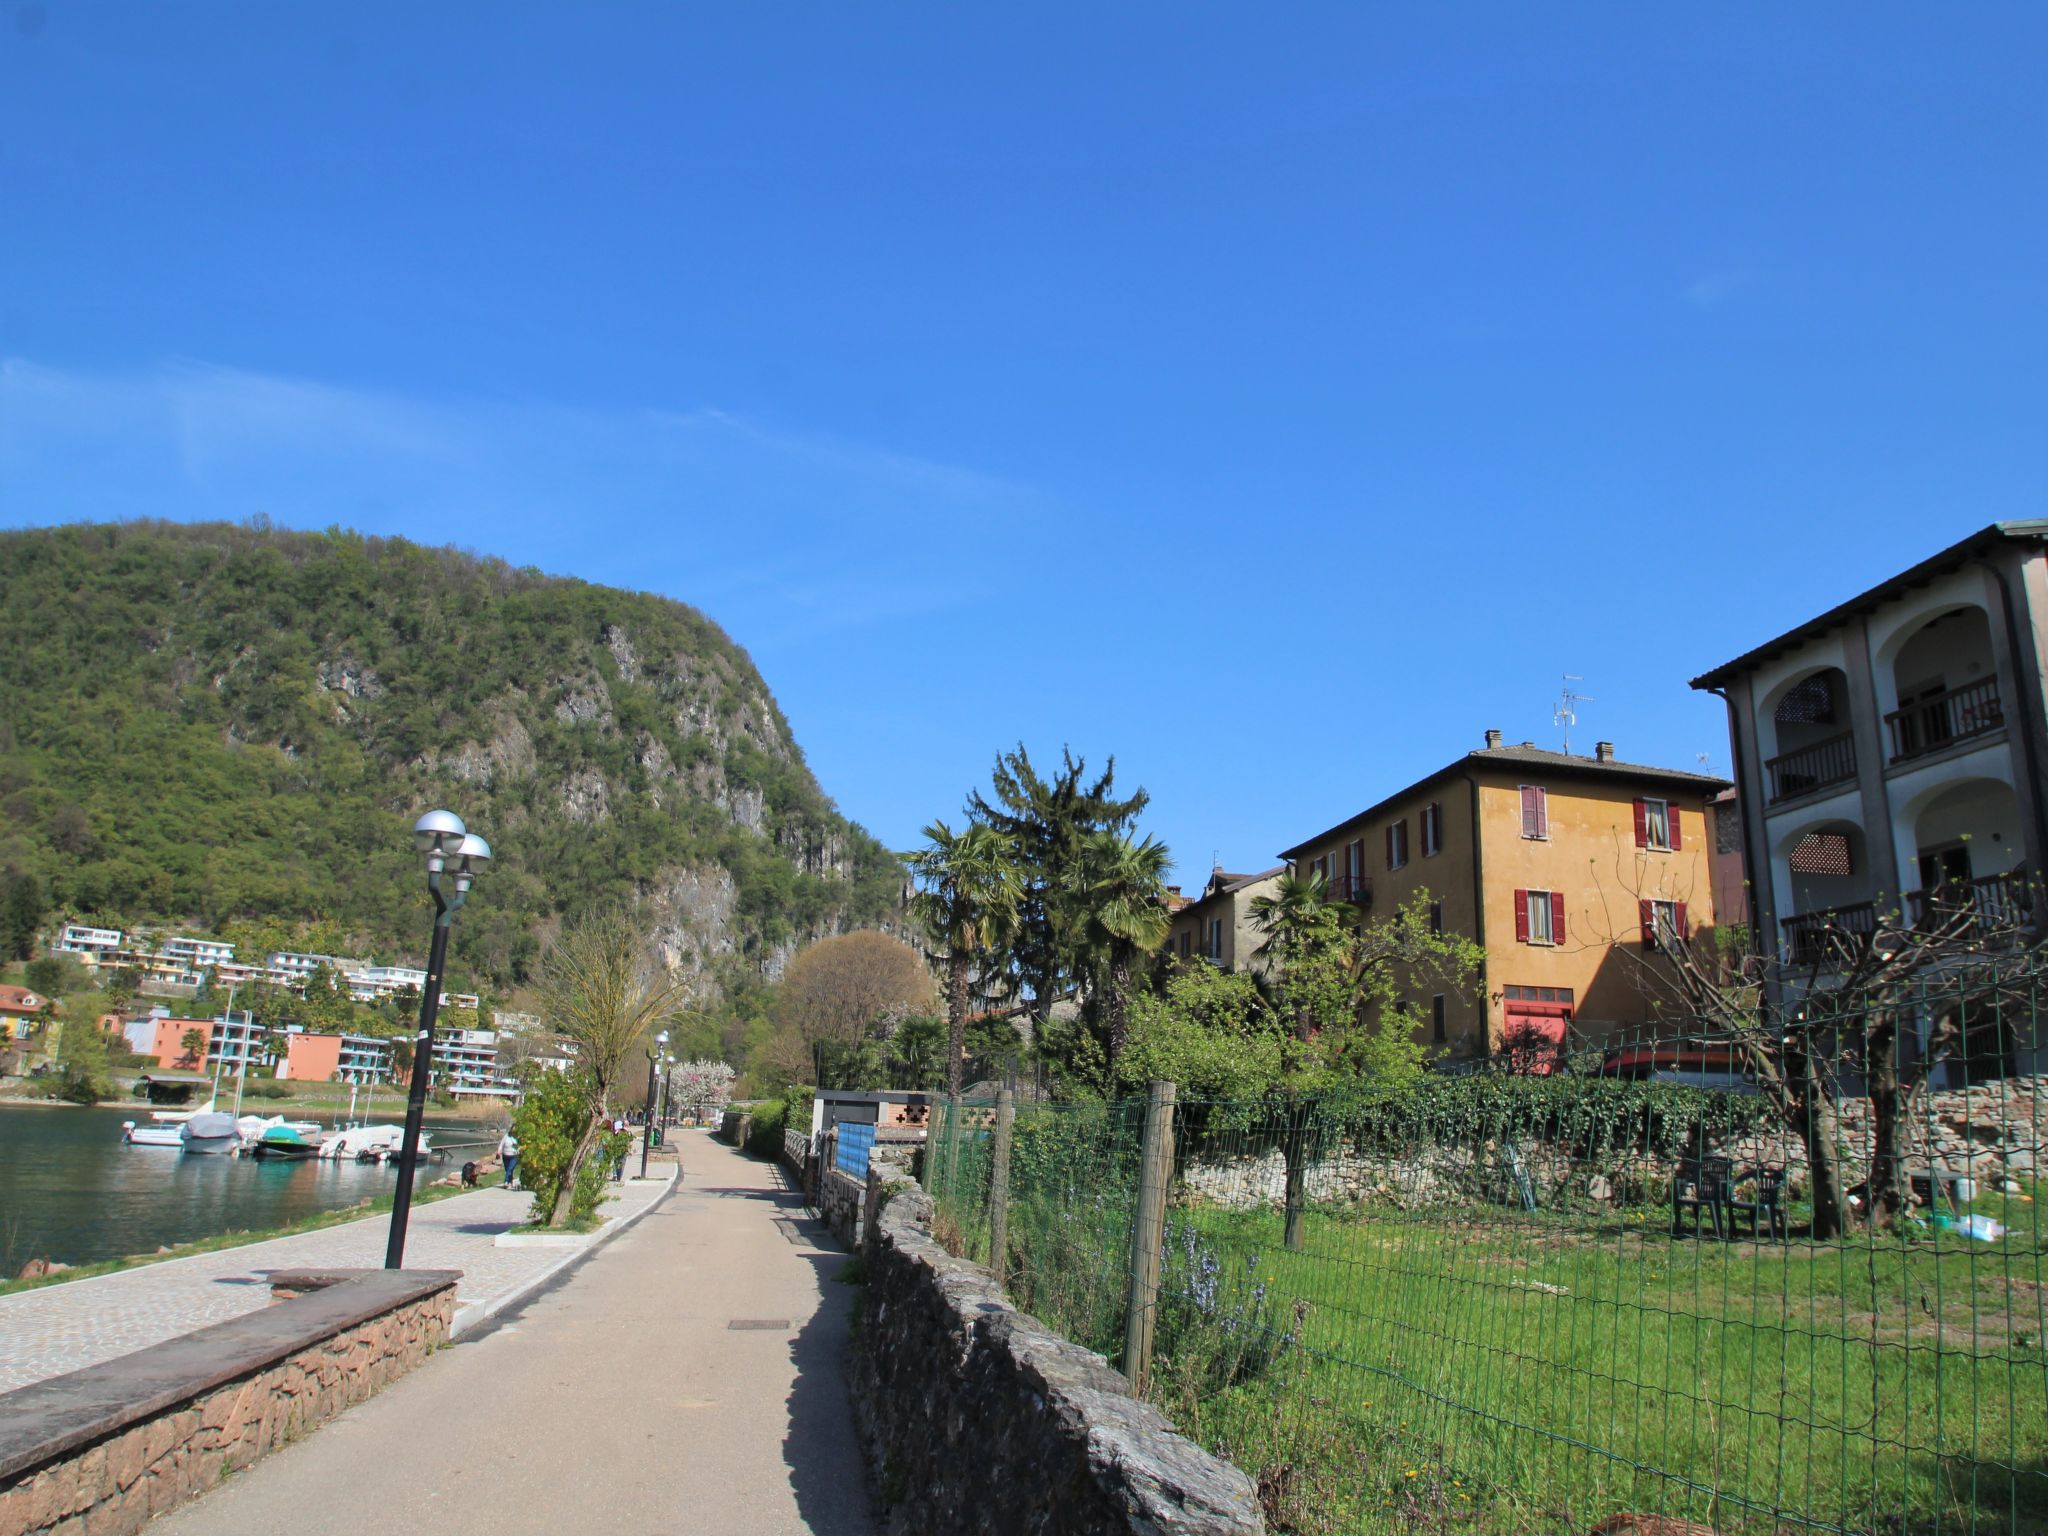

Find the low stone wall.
[
  {"left": 852, "top": 1171, "right": 1264, "bottom": 1535},
  {"left": 1180, "top": 1074, "right": 2048, "bottom": 1212},
  {"left": 718, "top": 1107, "right": 751, "bottom": 1146},
  {"left": 818, "top": 1167, "right": 863, "bottom": 1243},
  {"left": 0, "top": 1268, "right": 457, "bottom": 1536}
]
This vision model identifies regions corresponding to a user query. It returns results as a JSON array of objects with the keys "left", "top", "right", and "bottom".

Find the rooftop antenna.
[{"left": 1554, "top": 674, "right": 1594, "bottom": 755}]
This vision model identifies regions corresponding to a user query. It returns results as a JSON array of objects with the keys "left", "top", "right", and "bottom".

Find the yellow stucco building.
[{"left": 1279, "top": 732, "right": 1730, "bottom": 1061}]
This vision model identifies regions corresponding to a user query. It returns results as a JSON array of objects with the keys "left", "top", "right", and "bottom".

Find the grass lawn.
[{"left": 981, "top": 1180, "right": 2047, "bottom": 1535}]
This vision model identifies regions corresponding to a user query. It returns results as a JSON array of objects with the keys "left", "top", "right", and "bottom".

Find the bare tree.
[
  {"left": 1658, "top": 891, "right": 2033, "bottom": 1237},
  {"left": 534, "top": 911, "right": 691, "bottom": 1228}
]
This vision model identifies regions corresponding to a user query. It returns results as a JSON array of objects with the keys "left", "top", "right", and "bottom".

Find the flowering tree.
[{"left": 671, "top": 1058, "right": 736, "bottom": 1122}]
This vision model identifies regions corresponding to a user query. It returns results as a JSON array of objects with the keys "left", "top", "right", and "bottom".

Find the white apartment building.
[
  {"left": 53, "top": 924, "right": 124, "bottom": 958},
  {"left": 267, "top": 951, "right": 364, "bottom": 983},
  {"left": 160, "top": 935, "right": 236, "bottom": 969},
  {"left": 433, "top": 1027, "right": 515, "bottom": 1096},
  {"left": 206, "top": 1011, "right": 273, "bottom": 1072},
  {"left": 1695, "top": 523, "right": 2048, "bottom": 1019}
]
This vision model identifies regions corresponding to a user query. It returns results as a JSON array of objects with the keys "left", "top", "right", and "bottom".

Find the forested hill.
[{"left": 0, "top": 521, "right": 902, "bottom": 997}]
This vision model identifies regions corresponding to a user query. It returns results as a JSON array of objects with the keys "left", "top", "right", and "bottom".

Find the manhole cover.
[{"left": 727, "top": 1319, "right": 791, "bottom": 1331}]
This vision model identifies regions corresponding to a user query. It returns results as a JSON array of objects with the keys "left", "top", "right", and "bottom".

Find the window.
[
  {"left": 1347, "top": 839, "right": 1363, "bottom": 884},
  {"left": 1515, "top": 888, "right": 1564, "bottom": 945},
  {"left": 1386, "top": 819, "right": 1409, "bottom": 870},
  {"left": 1178, "top": 930, "right": 1191, "bottom": 958},
  {"left": 1429, "top": 899, "right": 1444, "bottom": 934},
  {"left": 1640, "top": 899, "right": 1689, "bottom": 952},
  {"left": 1431, "top": 994, "right": 1446, "bottom": 1043},
  {"left": 1635, "top": 797, "right": 1677, "bottom": 851},
  {"left": 1789, "top": 831, "right": 1853, "bottom": 875},
  {"left": 1421, "top": 801, "right": 1443, "bottom": 857},
  {"left": 1207, "top": 918, "right": 1223, "bottom": 961},
  {"left": 1519, "top": 786, "right": 1549, "bottom": 840}
]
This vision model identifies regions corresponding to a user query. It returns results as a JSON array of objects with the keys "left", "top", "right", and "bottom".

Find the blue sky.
[{"left": 3, "top": 5, "right": 2043, "bottom": 883}]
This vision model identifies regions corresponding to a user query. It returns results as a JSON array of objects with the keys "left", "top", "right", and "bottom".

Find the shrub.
[
  {"left": 745, "top": 1098, "right": 788, "bottom": 1158},
  {"left": 513, "top": 1069, "right": 591, "bottom": 1225}
]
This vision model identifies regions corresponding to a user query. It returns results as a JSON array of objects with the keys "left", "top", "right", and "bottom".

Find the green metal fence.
[{"left": 924, "top": 968, "right": 2048, "bottom": 1535}]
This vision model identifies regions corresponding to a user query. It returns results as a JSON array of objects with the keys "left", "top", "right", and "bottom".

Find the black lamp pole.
[
  {"left": 386, "top": 812, "right": 488, "bottom": 1270},
  {"left": 638, "top": 1049, "right": 659, "bottom": 1178}
]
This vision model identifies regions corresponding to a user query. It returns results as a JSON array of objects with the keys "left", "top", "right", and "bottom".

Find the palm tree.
[
  {"left": 1250, "top": 873, "right": 1358, "bottom": 1024},
  {"left": 1073, "top": 829, "right": 1173, "bottom": 1072},
  {"left": 906, "top": 820, "right": 1021, "bottom": 1098}
]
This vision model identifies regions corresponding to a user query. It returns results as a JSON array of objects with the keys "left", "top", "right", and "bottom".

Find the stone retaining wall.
[
  {"left": 0, "top": 1269, "right": 457, "bottom": 1536},
  {"left": 1181, "top": 1074, "right": 2048, "bottom": 1212},
  {"left": 851, "top": 1163, "right": 1264, "bottom": 1535}
]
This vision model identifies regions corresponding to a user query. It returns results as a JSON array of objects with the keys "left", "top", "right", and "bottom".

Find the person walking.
[
  {"left": 498, "top": 1128, "right": 520, "bottom": 1189},
  {"left": 610, "top": 1114, "right": 627, "bottom": 1181}
]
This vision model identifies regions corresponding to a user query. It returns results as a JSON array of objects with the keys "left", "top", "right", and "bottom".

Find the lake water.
[{"left": 0, "top": 1103, "right": 510, "bottom": 1269}]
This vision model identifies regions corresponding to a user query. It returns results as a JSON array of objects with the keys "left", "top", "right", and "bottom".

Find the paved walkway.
[
  {"left": 0, "top": 1169, "right": 673, "bottom": 1392},
  {"left": 152, "top": 1128, "right": 875, "bottom": 1536}
]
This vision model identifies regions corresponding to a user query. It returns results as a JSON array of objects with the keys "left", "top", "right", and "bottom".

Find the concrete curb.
[{"left": 450, "top": 1163, "right": 678, "bottom": 1339}]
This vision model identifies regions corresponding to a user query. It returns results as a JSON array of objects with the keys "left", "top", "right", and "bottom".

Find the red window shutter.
[
  {"left": 1514, "top": 889, "right": 1530, "bottom": 943},
  {"left": 1669, "top": 807, "right": 1683, "bottom": 852},
  {"left": 1550, "top": 892, "right": 1566, "bottom": 944},
  {"left": 1521, "top": 787, "right": 1536, "bottom": 837},
  {"left": 1674, "top": 900, "right": 1688, "bottom": 938},
  {"left": 1633, "top": 799, "right": 1648, "bottom": 848},
  {"left": 1640, "top": 899, "right": 1655, "bottom": 951}
]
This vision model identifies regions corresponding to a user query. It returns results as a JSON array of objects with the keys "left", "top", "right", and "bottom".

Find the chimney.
[
  {"left": 1484, "top": 728, "right": 1503, "bottom": 749},
  {"left": 1595, "top": 741, "right": 1616, "bottom": 763}
]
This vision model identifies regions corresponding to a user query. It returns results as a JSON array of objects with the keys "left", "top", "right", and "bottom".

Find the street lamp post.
[
  {"left": 639, "top": 1030, "right": 669, "bottom": 1178},
  {"left": 385, "top": 811, "right": 490, "bottom": 1269}
]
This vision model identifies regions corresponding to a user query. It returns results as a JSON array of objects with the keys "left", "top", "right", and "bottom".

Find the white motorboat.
[
  {"left": 122, "top": 1121, "right": 185, "bottom": 1147},
  {"left": 180, "top": 1112, "right": 242, "bottom": 1155},
  {"left": 234, "top": 1114, "right": 326, "bottom": 1148},
  {"left": 321, "top": 1124, "right": 425, "bottom": 1162}
]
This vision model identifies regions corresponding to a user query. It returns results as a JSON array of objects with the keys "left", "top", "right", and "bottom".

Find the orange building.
[
  {"left": 125, "top": 1015, "right": 215, "bottom": 1070},
  {"left": 1279, "top": 732, "right": 1729, "bottom": 1062},
  {"left": 276, "top": 1031, "right": 396, "bottom": 1084}
]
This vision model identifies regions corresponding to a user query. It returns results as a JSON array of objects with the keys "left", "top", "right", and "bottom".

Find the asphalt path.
[{"left": 152, "top": 1128, "right": 875, "bottom": 1536}]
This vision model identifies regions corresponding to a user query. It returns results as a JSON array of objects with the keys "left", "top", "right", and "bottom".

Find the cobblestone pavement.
[{"left": 0, "top": 1170, "right": 673, "bottom": 1392}]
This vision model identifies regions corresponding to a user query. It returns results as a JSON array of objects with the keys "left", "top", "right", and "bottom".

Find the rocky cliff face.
[{"left": 0, "top": 520, "right": 903, "bottom": 990}]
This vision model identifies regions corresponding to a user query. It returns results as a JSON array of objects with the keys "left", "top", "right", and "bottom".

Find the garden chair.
[
  {"left": 1672, "top": 1153, "right": 1734, "bottom": 1239},
  {"left": 1727, "top": 1166, "right": 1788, "bottom": 1241}
]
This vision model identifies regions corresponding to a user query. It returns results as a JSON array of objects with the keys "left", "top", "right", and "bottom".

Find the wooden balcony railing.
[
  {"left": 1779, "top": 902, "right": 1877, "bottom": 966},
  {"left": 1887, "top": 679, "right": 2003, "bottom": 763},
  {"left": 1765, "top": 731, "right": 1857, "bottom": 803}
]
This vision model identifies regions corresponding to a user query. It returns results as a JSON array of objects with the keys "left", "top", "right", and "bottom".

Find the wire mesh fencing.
[{"left": 921, "top": 967, "right": 2048, "bottom": 1535}]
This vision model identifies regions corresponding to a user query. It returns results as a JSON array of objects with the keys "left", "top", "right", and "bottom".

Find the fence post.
[
  {"left": 1122, "top": 1079, "right": 1177, "bottom": 1395},
  {"left": 988, "top": 1088, "right": 1016, "bottom": 1285}
]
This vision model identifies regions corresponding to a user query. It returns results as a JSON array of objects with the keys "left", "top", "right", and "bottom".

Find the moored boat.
[
  {"left": 122, "top": 1121, "right": 185, "bottom": 1147},
  {"left": 251, "top": 1125, "right": 323, "bottom": 1160},
  {"left": 320, "top": 1124, "right": 425, "bottom": 1162},
  {"left": 180, "top": 1112, "right": 242, "bottom": 1155}
]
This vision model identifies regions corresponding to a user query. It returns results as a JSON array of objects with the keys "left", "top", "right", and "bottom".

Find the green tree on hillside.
[
  {"left": 2, "top": 873, "right": 42, "bottom": 961},
  {"left": 56, "top": 1010, "right": 113, "bottom": 1104}
]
